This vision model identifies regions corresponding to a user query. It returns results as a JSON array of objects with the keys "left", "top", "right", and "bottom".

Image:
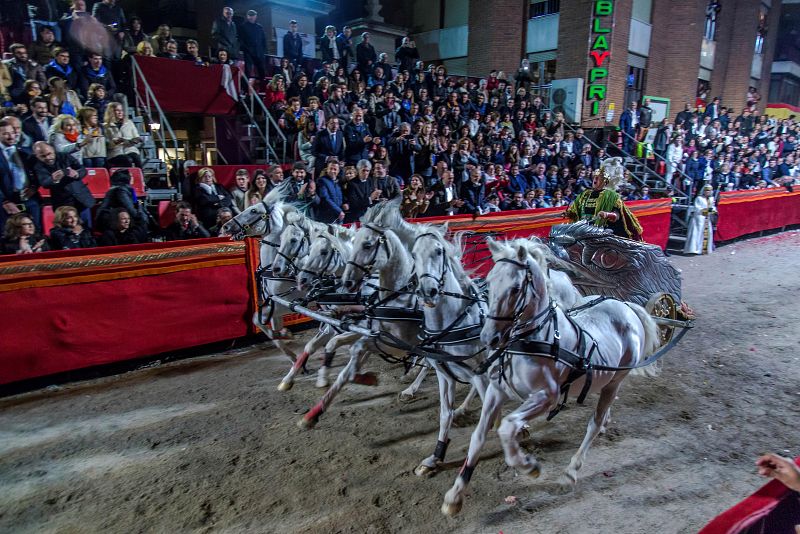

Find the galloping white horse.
[
  {"left": 441, "top": 238, "right": 660, "bottom": 516},
  {"left": 220, "top": 188, "right": 301, "bottom": 362}
]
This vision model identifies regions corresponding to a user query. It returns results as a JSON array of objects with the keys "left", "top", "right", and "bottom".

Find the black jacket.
[
  {"left": 193, "top": 184, "right": 234, "bottom": 230},
  {"left": 344, "top": 178, "right": 373, "bottom": 223},
  {"left": 211, "top": 17, "right": 239, "bottom": 54},
  {"left": 427, "top": 181, "right": 460, "bottom": 217},
  {"left": 50, "top": 227, "right": 97, "bottom": 249},
  {"left": 283, "top": 31, "right": 304, "bottom": 62},
  {"left": 165, "top": 221, "right": 211, "bottom": 241},
  {"left": 35, "top": 153, "right": 92, "bottom": 210},
  {"left": 240, "top": 21, "right": 266, "bottom": 56}
]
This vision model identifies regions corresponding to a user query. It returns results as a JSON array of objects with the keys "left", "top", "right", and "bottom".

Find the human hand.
[
  {"left": 66, "top": 168, "right": 78, "bottom": 178},
  {"left": 338, "top": 211, "right": 345, "bottom": 221},
  {"left": 370, "top": 189, "right": 381, "bottom": 200},
  {"left": 756, "top": 454, "right": 800, "bottom": 491},
  {"left": 363, "top": 136, "right": 372, "bottom": 143},
  {"left": 32, "top": 239, "right": 46, "bottom": 252},
  {"left": 425, "top": 191, "right": 434, "bottom": 200},
  {"left": 51, "top": 169, "right": 65, "bottom": 182},
  {"left": 342, "top": 203, "right": 349, "bottom": 211},
  {"left": 2, "top": 201, "right": 20, "bottom": 215}
]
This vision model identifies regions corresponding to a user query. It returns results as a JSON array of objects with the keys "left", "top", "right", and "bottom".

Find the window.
[
  {"left": 754, "top": 9, "right": 767, "bottom": 55},
  {"left": 529, "top": 0, "right": 560, "bottom": 19},
  {"left": 624, "top": 65, "right": 647, "bottom": 109},
  {"left": 525, "top": 56, "right": 557, "bottom": 102},
  {"left": 704, "top": 0, "right": 721, "bottom": 41}
]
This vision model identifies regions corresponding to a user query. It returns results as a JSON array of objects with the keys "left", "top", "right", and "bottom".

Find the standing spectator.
[
  {"left": 282, "top": 20, "right": 304, "bottom": 70},
  {"left": 1, "top": 213, "right": 50, "bottom": 254},
  {"left": 460, "top": 167, "right": 486, "bottom": 215},
  {"left": 1, "top": 120, "right": 41, "bottom": 231},
  {"left": 638, "top": 98, "right": 653, "bottom": 141},
  {"left": 58, "top": 0, "right": 91, "bottom": 67},
  {"left": 320, "top": 25, "right": 340, "bottom": 64},
  {"left": 193, "top": 167, "right": 234, "bottom": 230},
  {"left": 49, "top": 205, "right": 96, "bottom": 249},
  {"left": 337, "top": 26, "right": 355, "bottom": 71},
  {"left": 104, "top": 102, "right": 142, "bottom": 168},
  {"left": 298, "top": 120, "right": 317, "bottom": 172},
  {"left": 240, "top": 10, "right": 266, "bottom": 81},
  {"left": 344, "top": 159, "right": 377, "bottom": 223},
  {"left": 395, "top": 37, "right": 419, "bottom": 75},
  {"left": 150, "top": 24, "right": 172, "bottom": 55},
  {"left": 22, "top": 97, "right": 52, "bottom": 144},
  {"left": 79, "top": 52, "right": 116, "bottom": 99},
  {"left": 94, "top": 168, "right": 142, "bottom": 232},
  {"left": 665, "top": 136, "right": 683, "bottom": 186},
  {"left": 388, "top": 122, "right": 419, "bottom": 183},
  {"left": 166, "top": 201, "right": 211, "bottom": 241},
  {"left": 124, "top": 17, "right": 148, "bottom": 52},
  {"left": 31, "top": 26, "right": 60, "bottom": 66},
  {"left": 47, "top": 77, "right": 81, "bottom": 117},
  {"left": 370, "top": 160, "right": 400, "bottom": 200},
  {"left": 323, "top": 85, "right": 350, "bottom": 124},
  {"left": 400, "top": 174, "right": 431, "bottom": 218},
  {"left": 91, "top": 0, "right": 125, "bottom": 29},
  {"left": 315, "top": 158, "right": 345, "bottom": 223},
  {"left": 228, "top": 168, "right": 249, "bottom": 214},
  {"left": 286, "top": 73, "right": 313, "bottom": 106},
  {"left": 5, "top": 44, "right": 47, "bottom": 104},
  {"left": 312, "top": 117, "right": 345, "bottom": 175},
  {"left": 344, "top": 108, "right": 373, "bottom": 164},
  {"left": 45, "top": 47, "right": 78, "bottom": 90},
  {"left": 212, "top": 7, "right": 240, "bottom": 59},
  {"left": 619, "top": 101, "right": 638, "bottom": 154},
  {"left": 427, "top": 170, "right": 463, "bottom": 216},
  {"left": 356, "top": 32, "right": 377, "bottom": 76}
]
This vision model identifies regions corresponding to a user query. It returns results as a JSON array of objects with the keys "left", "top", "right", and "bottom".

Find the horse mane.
[
  {"left": 363, "top": 197, "right": 420, "bottom": 245},
  {"left": 286, "top": 210, "right": 330, "bottom": 235},
  {"left": 263, "top": 180, "right": 293, "bottom": 206}
]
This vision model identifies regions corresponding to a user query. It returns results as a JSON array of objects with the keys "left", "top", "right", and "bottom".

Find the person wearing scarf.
[
  {"left": 44, "top": 47, "right": 78, "bottom": 89},
  {"left": 79, "top": 52, "right": 117, "bottom": 99}
]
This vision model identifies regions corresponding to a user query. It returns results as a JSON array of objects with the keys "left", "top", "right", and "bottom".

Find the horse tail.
[{"left": 626, "top": 303, "right": 662, "bottom": 378}]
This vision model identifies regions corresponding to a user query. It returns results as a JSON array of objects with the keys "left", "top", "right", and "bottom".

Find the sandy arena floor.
[{"left": 1, "top": 231, "right": 799, "bottom": 534}]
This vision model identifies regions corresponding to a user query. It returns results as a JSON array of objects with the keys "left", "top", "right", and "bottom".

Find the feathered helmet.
[{"left": 592, "top": 157, "right": 629, "bottom": 191}]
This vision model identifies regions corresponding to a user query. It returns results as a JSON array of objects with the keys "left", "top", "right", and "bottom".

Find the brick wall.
[
  {"left": 466, "top": 0, "right": 526, "bottom": 77},
  {"left": 647, "top": 0, "right": 705, "bottom": 122},
  {"left": 716, "top": 0, "right": 759, "bottom": 113}
]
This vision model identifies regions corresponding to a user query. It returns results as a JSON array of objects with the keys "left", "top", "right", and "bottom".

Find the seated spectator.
[
  {"left": 1, "top": 213, "right": 50, "bottom": 255},
  {"left": 124, "top": 17, "right": 148, "bottom": 54},
  {"left": 210, "top": 207, "right": 234, "bottom": 236},
  {"left": 298, "top": 120, "right": 317, "bottom": 172},
  {"left": 95, "top": 169, "right": 143, "bottom": 232},
  {"left": 276, "top": 58, "right": 294, "bottom": 88},
  {"left": 22, "top": 80, "right": 45, "bottom": 109},
  {"left": 264, "top": 75, "right": 287, "bottom": 114},
  {"left": 484, "top": 193, "right": 502, "bottom": 213},
  {"left": 210, "top": 49, "right": 234, "bottom": 66},
  {"left": 246, "top": 169, "right": 268, "bottom": 205},
  {"left": 229, "top": 168, "right": 250, "bottom": 214},
  {"left": 182, "top": 39, "right": 209, "bottom": 65},
  {"left": 50, "top": 113, "right": 88, "bottom": 165},
  {"left": 31, "top": 26, "right": 60, "bottom": 66},
  {"left": 428, "top": 170, "right": 463, "bottom": 217},
  {"left": 44, "top": 47, "right": 78, "bottom": 90},
  {"left": 286, "top": 73, "right": 313, "bottom": 107},
  {"left": 135, "top": 40, "right": 155, "bottom": 57},
  {"left": 531, "top": 188, "right": 551, "bottom": 208},
  {"left": 551, "top": 189, "right": 568, "bottom": 208},
  {"left": 78, "top": 107, "right": 106, "bottom": 167},
  {"left": 501, "top": 191, "right": 527, "bottom": 211},
  {"left": 343, "top": 160, "right": 376, "bottom": 223},
  {"left": 156, "top": 39, "right": 181, "bottom": 60},
  {"left": 98, "top": 207, "right": 149, "bottom": 246},
  {"left": 0, "top": 119, "right": 41, "bottom": 231},
  {"left": 313, "top": 117, "right": 346, "bottom": 175},
  {"left": 84, "top": 83, "right": 110, "bottom": 119},
  {"left": 47, "top": 76, "right": 82, "bottom": 117},
  {"left": 370, "top": 160, "right": 400, "bottom": 200},
  {"left": 79, "top": 52, "right": 116, "bottom": 98},
  {"left": 165, "top": 201, "right": 211, "bottom": 241},
  {"left": 104, "top": 102, "right": 143, "bottom": 167},
  {"left": 33, "top": 141, "right": 94, "bottom": 224},
  {"left": 193, "top": 167, "right": 234, "bottom": 229},
  {"left": 279, "top": 97, "right": 306, "bottom": 141},
  {"left": 5, "top": 43, "right": 47, "bottom": 105},
  {"left": 50, "top": 205, "right": 97, "bottom": 249}
]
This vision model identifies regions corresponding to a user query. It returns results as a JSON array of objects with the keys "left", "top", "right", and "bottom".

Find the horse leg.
[
  {"left": 415, "top": 365, "right": 455, "bottom": 477},
  {"left": 442, "top": 385, "right": 506, "bottom": 516},
  {"left": 497, "top": 388, "right": 555, "bottom": 477},
  {"left": 399, "top": 363, "right": 428, "bottom": 402},
  {"left": 316, "top": 332, "right": 361, "bottom": 388},
  {"left": 253, "top": 306, "right": 298, "bottom": 363},
  {"left": 277, "top": 326, "right": 332, "bottom": 391},
  {"left": 454, "top": 375, "right": 487, "bottom": 419},
  {"left": 563, "top": 377, "right": 624, "bottom": 485},
  {"left": 297, "top": 339, "right": 369, "bottom": 430}
]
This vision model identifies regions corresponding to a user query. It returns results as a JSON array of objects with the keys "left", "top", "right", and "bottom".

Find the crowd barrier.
[
  {"left": 715, "top": 188, "right": 800, "bottom": 242},
  {"left": 0, "top": 196, "right": 753, "bottom": 387}
]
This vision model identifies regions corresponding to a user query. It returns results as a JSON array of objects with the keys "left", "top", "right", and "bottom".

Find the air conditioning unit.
[{"left": 548, "top": 78, "right": 584, "bottom": 124}]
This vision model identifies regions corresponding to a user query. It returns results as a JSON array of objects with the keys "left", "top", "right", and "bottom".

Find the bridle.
[
  {"left": 346, "top": 223, "right": 390, "bottom": 276},
  {"left": 486, "top": 257, "right": 556, "bottom": 339},
  {"left": 226, "top": 199, "right": 273, "bottom": 240},
  {"left": 274, "top": 224, "right": 309, "bottom": 274},
  {"left": 413, "top": 232, "right": 448, "bottom": 294},
  {"left": 299, "top": 234, "right": 342, "bottom": 280}
]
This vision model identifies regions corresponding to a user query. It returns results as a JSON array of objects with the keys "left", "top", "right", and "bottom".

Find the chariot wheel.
[{"left": 645, "top": 292, "right": 678, "bottom": 346}]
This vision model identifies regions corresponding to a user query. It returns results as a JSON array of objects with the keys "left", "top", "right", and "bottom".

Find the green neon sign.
[{"left": 587, "top": 0, "right": 614, "bottom": 116}]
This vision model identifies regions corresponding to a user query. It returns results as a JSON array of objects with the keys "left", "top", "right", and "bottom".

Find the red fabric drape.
[
  {"left": 715, "top": 189, "right": 800, "bottom": 242},
  {"left": 134, "top": 56, "right": 239, "bottom": 115}
]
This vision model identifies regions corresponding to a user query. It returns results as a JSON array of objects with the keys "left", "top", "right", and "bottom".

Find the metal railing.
[
  {"left": 617, "top": 129, "right": 692, "bottom": 199},
  {"left": 130, "top": 56, "right": 181, "bottom": 194},
  {"left": 237, "top": 71, "right": 287, "bottom": 164}
]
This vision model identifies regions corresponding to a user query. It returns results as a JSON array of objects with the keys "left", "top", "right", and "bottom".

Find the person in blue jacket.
[{"left": 315, "top": 157, "right": 346, "bottom": 223}]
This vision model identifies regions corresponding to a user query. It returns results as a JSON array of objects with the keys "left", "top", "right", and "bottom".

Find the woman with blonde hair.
[
  {"left": 50, "top": 206, "right": 96, "bottom": 250},
  {"left": 135, "top": 41, "right": 155, "bottom": 57},
  {"left": 77, "top": 107, "right": 106, "bottom": 167},
  {"left": 150, "top": 24, "right": 172, "bottom": 55},
  {"left": 193, "top": 167, "right": 234, "bottom": 230},
  {"left": 104, "top": 102, "right": 142, "bottom": 168},
  {"left": 50, "top": 114, "right": 88, "bottom": 165}
]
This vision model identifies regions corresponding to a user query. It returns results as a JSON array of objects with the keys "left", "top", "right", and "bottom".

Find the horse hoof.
[
  {"left": 279, "top": 328, "right": 294, "bottom": 340},
  {"left": 441, "top": 499, "right": 463, "bottom": 517},
  {"left": 315, "top": 378, "right": 329, "bottom": 389},
  {"left": 525, "top": 464, "right": 541, "bottom": 479},
  {"left": 353, "top": 372, "right": 378, "bottom": 386},
  {"left": 297, "top": 416, "right": 317, "bottom": 430},
  {"left": 398, "top": 391, "right": 415, "bottom": 403},
  {"left": 277, "top": 381, "right": 294, "bottom": 392},
  {"left": 414, "top": 464, "right": 438, "bottom": 478}
]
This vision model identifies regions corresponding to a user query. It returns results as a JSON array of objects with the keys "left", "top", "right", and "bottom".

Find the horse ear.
[
  {"left": 516, "top": 244, "right": 527, "bottom": 262},
  {"left": 326, "top": 224, "right": 335, "bottom": 235},
  {"left": 486, "top": 237, "right": 503, "bottom": 257},
  {"left": 441, "top": 221, "right": 449, "bottom": 234}
]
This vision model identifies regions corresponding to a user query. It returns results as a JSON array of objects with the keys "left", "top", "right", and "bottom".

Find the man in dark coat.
[
  {"left": 344, "top": 109, "right": 374, "bottom": 164},
  {"left": 282, "top": 20, "right": 304, "bottom": 69},
  {"left": 0, "top": 119, "right": 41, "bottom": 231},
  {"left": 79, "top": 52, "right": 116, "bottom": 98},
  {"left": 22, "top": 98, "right": 53, "bottom": 144},
  {"left": 44, "top": 47, "right": 78, "bottom": 90},
  {"left": 395, "top": 37, "right": 419, "bottom": 74},
  {"left": 344, "top": 160, "right": 378, "bottom": 223},
  {"left": 312, "top": 117, "right": 346, "bottom": 175},
  {"left": 356, "top": 32, "right": 377, "bottom": 76},
  {"left": 315, "top": 158, "right": 346, "bottom": 223},
  {"left": 166, "top": 202, "right": 211, "bottom": 241},
  {"left": 240, "top": 10, "right": 266, "bottom": 80},
  {"left": 33, "top": 141, "right": 94, "bottom": 225},
  {"left": 211, "top": 6, "right": 239, "bottom": 57},
  {"left": 427, "top": 170, "right": 463, "bottom": 217},
  {"left": 5, "top": 44, "right": 47, "bottom": 104}
]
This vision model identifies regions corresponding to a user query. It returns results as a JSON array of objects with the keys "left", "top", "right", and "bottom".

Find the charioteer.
[{"left": 564, "top": 158, "right": 643, "bottom": 241}]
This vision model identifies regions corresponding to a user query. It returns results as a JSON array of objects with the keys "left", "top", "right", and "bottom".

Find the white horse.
[
  {"left": 298, "top": 200, "right": 425, "bottom": 429},
  {"left": 441, "top": 238, "right": 661, "bottom": 516},
  {"left": 410, "top": 226, "right": 489, "bottom": 476},
  {"left": 220, "top": 189, "right": 301, "bottom": 362}
]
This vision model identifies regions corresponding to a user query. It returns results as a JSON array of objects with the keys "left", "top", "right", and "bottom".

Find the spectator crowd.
[{"left": 1, "top": 1, "right": 799, "bottom": 254}]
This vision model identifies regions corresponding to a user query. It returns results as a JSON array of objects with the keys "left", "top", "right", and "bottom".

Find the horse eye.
[
  {"left": 320, "top": 250, "right": 328, "bottom": 256},
  {"left": 362, "top": 242, "right": 373, "bottom": 250},
  {"left": 511, "top": 285, "right": 521, "bottom": 293},
  {"left": 290, "top": 238, "right": 297, "bottom": 244},
  {"left": 436, "top": 248, "right": 443, "bottom": 256}
]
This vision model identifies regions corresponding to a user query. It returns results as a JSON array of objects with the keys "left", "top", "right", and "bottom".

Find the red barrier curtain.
[{"left": 715, "top": 189, "right": 800, "bottom": 242}]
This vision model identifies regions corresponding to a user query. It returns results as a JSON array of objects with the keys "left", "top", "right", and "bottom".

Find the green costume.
[{"left": 565, "top": 188, "right": 643, "bottom": 240}]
